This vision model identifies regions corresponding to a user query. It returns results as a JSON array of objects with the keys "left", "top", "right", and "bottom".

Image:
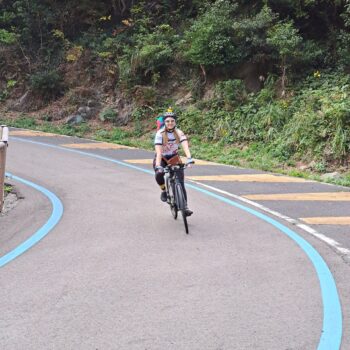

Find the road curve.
[
  {"left": 1, "top": 134, "right": 349, "bottom": 350},
  {"left": 0, "top": 173, "right": 63, "bottom": 267}
]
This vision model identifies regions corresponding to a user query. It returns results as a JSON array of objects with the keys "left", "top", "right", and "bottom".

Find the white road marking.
[{"left": 188, "top": 180, "right": 350, "bottom": 258}]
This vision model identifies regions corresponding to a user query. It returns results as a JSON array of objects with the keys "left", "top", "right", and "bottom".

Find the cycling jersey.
[{"left": 154, "top": 128, "right": 187, "bottom": 156}]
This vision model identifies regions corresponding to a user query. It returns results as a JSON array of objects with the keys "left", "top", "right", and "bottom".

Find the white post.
[{"left": 0, "top": 126, "right": 9, "bottom": 212}]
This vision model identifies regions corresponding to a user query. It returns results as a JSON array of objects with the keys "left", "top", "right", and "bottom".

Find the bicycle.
[{"left": 164, "top": 163, "right": 192, "bottom": 234}]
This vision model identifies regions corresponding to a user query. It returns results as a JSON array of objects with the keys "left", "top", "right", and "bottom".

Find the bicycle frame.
[
  {"left": 164, "top": 163, "right": 190, "bottom": 233},
  {"left": 164, "top": 164, "right": 187, "bottom": 209}
]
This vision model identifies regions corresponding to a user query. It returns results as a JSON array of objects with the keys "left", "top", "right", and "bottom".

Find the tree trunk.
[
  {"left": 200, "top": 64, "right": 207, "bottom": 85},
  {"left": 281, "top": 56, "right": 287, "bottom": 97}
]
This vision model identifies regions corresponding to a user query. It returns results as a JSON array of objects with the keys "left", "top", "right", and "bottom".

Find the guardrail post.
[{"left": 0, "top": 125, "right": 9, "bottom": 212}]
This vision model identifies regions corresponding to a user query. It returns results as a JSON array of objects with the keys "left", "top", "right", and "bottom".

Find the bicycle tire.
[
  {"left": 167, "top": 177, "right": 178, "bottom": 219},
  {"left": 175, "top": 183, "right": 189, "bottom": 234}
]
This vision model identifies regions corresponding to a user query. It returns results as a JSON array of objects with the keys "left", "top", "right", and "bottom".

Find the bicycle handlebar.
[{"left": 165, "top": 162, "right": 194, "bottom": 171}]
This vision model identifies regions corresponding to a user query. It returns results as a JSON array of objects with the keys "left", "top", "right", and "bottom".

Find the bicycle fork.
[{"left": 165, "top": 173, "right": 174, "bottom": 205}]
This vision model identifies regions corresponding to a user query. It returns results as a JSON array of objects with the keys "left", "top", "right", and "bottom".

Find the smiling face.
[{"left": 164, "top": 117, "right": 176, "bottom": 130}]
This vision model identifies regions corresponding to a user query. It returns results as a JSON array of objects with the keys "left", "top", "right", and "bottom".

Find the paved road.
[{"left": 1, "top": 130, "right": 349, "bottom": 349}]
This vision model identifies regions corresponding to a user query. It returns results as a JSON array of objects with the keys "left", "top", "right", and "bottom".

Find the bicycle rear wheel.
[{"left": 175, "top": 184, "right": 188, "bottom": 234}]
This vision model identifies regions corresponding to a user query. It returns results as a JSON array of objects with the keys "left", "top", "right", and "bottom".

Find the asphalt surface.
[{"left": 1, "top": 131, "right": 350, "bottom": 349}]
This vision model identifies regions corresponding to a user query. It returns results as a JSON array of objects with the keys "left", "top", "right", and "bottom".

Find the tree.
[
  {"left": 267, "top": 20, "right": 302, "bottom": 96},
  {"left": 183, "top": 0, "right": 240, "bottom": 67}
]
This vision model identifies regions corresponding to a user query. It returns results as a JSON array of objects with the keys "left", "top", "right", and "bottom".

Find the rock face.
[
  {"left": 9, "top": 91, "right": 31, "bottom": 111},
  {"left": 87, "top": 99, "right": 100, "bottom": 108},
  {"left": 113, "top": 97, "right": 133, "bottom": 126},
  {"left": 321, "top": 172, "right": 341, "bottom": 181},
  {"left": 65, "top": 103, "right": 98, "bottom": 124},
  {"left": 77, "top": 106, "right": 94, "bottom": 119},
  {"left": 1, "top": 184, "right": 20, "bottom": 215},
  {"left": 1, "top": 193, "right": 18, "bottom": 214},
  {"left": 116, "top": 104, "right": 133, "bottom": 126},
  {"left": 308, "top": 161, "right": 317, "bottom": 169},
  {"left": 175, "top": 91, "right": 193, "bottom": 106},
  {"left": 208, "top": 61, "right": 268, "bottom": 93},
  {"left": 298, "top": 165, "right": 308, "bottom": 171},
  {"left": 66, "top": 114, "right": 84, "bottom": 125}
]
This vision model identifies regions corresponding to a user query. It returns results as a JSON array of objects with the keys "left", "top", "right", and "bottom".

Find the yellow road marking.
[
  {"left": 244, "top": 192, "right": 350, "bottom": 201},
  {"left": 183, "top": 159, "right": 213, "bottom": 165},
  {"left": 10, "top": 130, "right": 59, "bottom": 137},
  {"left": 62, "top": 143, "right": 132, "bottom": 150},
  {"left": 301, "top": 217, "right": 350, "bottom": 225},
  {"left": 124, "top": 158, "right": 212, "bottom": 165},
  {"left": 124, "top": 159, "right": 153, "bottom": 164},
  {"left": 187, "top": 174, "right": 309, "bottom": 182}
]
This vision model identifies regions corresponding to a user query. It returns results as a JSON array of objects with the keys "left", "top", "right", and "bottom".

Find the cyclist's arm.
[
  {"left": 155, "top": 145, "right": 163, "bottom": 166},
  {"left": 154, "top": 130, "right": 163, "bottom": 167},
  {"left": 178, "top": 129, "right": 192, "bottom": 159},
  {"left": 181, "top": 140, "right": 191, "bottom": 159}
]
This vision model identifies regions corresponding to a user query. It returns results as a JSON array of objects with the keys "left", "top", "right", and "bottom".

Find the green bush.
[
  {"left": 99, "top": 108, "right": 118, "bottom": 122},
  {"left": 274, "top": 73, "right": 350, "bottom": 162},
  {"left": 131, "top": 106, "right": 156, "bottom": 137},
  {"left": 30, "top": 70, "right": 64, "bottom": 101},
  {"left": 336, "top": 30, "right": 350, "bottom": 70},
  {"left": 183, "top": 1, "right": 241, "bottom": 66},
  {"left": 0, "top": 79, "right": 17, "bottom": 101},
  {"left": 214, "top": 79, "right": 247, "bottom": 109},
  {"left": 178, "top": 107, "right": 204, "bottom": 135},
  {"left": 4, "top": 184, "right": 13, "bottom": 195},
  {"left": 119, "top": 24, "right": 178, "bottom": 86},
  {"left": 186, "top": 71, "right": 350, "bottom": 166},
  {"left": 7, "top": 117, "right": 37, "bottom": 129},
  {"left": 111, "top": 128, "right": 131, "bottom": 141},
  {"left": 135, "top": 32, "right": 174, "bottom": 70},
  {"left": 183, "top": 3, "right": 277, "bottom": 67},
  {"left": 117, "top": 56, "right": 134, "bottom": 88},
  {"left": 0, "top": 29, "right": 17, "bottom": 44}
]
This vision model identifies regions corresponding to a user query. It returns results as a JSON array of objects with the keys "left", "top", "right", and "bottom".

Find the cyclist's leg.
[
  {"left": 153, "top": 156, "right": 167, "bottom": 201},
  {"left": 153, "top": 156, "right": 166, "bottom": 186}
]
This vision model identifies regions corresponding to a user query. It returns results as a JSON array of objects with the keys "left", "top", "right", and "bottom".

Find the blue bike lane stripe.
[
  {"left": 11, "top": 136, "right": 342, "bottom": 349},
  {"left": 186, "top": 184, "right": 342, "bottom": 350},
  {"left": 0, "top": 173, "right": 63, "bottom": 268}
]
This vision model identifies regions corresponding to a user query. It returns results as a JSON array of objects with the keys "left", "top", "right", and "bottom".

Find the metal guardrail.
[{"left": 0, "top": 125, "right": 9, "bottom": 212}]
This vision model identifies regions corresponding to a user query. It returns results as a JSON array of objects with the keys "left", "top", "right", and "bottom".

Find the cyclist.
[{"left": 153, "top": 108, "right": 194, "bottom": 216}]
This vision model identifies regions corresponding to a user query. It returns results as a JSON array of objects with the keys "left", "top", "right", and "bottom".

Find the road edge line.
[{"left": 0, "top": 173, "right": 63, "bottom": 267}]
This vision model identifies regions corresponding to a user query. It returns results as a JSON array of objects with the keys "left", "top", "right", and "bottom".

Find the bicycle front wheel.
[
  {"left": 175, "top": 184, "right": 188, "bottom": 234},
  {"left": 167, "top": 179, "right": 178, "bottom": 219}
]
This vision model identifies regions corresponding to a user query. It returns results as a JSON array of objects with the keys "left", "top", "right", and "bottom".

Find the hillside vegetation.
[{"left": 1, "top": 0, "right": 350, "bottom": 183}]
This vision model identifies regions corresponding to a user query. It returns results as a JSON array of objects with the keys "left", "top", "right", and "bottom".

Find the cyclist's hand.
[
  {"left": 186, "top": 157, "right": 195, "bottom": 167},
  {"left": 155, "top": 165, "right": 164, "bottom": 173}
]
